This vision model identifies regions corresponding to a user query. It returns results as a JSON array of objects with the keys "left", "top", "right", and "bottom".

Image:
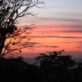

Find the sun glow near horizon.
[{"left": 15, "top": 0, "right": 82, "bottom": 58}]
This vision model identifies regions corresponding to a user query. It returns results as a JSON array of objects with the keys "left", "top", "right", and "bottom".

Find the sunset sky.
[{"left": 17, "top": 0, "right": 82, "bottom": 58}]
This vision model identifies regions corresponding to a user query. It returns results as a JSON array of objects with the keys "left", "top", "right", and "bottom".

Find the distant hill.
[{"left": 23, "top": 58, "right": 36, "bottom": 64}]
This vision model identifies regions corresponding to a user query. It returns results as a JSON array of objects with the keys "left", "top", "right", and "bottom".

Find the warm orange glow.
[{"left": 17, "top": 25, "right": 82, "bottom": 58}]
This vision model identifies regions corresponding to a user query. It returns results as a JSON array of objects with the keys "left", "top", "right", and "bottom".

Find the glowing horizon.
[{"left": 15, "top": 0, "right": 82, "bottom": 58}]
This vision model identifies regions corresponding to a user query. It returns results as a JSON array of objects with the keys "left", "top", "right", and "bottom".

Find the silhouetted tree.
[
  {"left": 0, "top": 0, "right": 43, "bottom": 57},
  {"left": 0, "top": 51, "right": 82, "bottom": 82},
  {"left": 35, "top": 50, "right": 76, "bottom": 82}
]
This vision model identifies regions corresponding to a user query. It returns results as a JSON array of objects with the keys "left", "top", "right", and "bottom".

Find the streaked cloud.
[
  {"left": 32, "top": 45, "right": 59, "bottom": 48},
  {"left": 20, "top": 17, "right": 82, "bottom": 26},
  {"left": 60, "top": 30, "right": 82, "bottom": 33},
  {"left": 17, "top": 0, "right": 82, "bottom": 58},
  {"left": 30, "top": 35, "right": 82, "bottom": 39}
]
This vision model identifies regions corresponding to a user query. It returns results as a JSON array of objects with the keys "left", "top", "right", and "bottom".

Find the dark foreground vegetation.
[{"left": 0, "top": 51, "right": 82, "bottom": 82}]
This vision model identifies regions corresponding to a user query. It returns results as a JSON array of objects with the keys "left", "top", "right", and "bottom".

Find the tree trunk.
[{"left": 0, "top": 34, "right": 6, "bottom": 57}]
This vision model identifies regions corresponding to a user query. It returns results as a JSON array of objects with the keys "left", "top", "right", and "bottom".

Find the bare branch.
[{"left": 0, "top": 0, "right": 43, "bottom": 57}]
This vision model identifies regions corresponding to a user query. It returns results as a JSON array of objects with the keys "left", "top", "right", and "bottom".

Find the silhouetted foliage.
[
  {"left": 35, "top": 50, "right": 77, "bottom": 82},
  {"left": 0, "top": 51, "right": 82, "bottom": 82},
  {"left": 0, "top": 0, "right": 43, "bottom": 57}
]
